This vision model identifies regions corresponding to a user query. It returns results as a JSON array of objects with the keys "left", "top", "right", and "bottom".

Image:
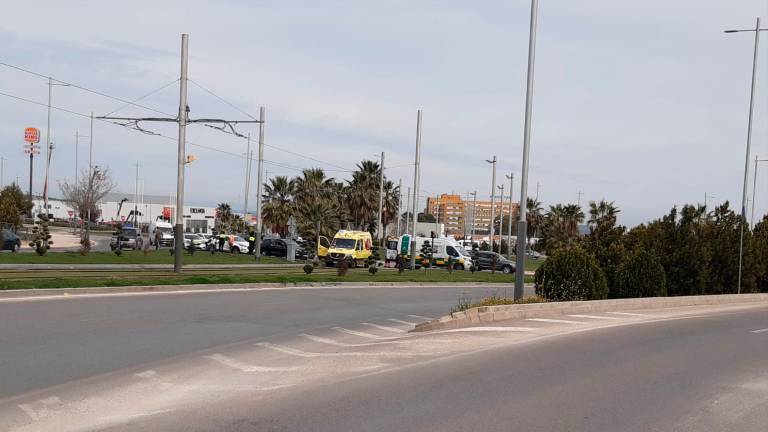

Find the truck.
[
  {"left": 148, "top": 217, "right": 174, "bottom": 247},
  {"left": 389, "top": 234, "right": 473, "bottom": 270}
]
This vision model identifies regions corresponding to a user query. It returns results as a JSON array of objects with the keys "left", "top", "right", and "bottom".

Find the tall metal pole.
[
  {"left": 243, "top": 133, "right": 252, "bottom": 223},
  {"left": 487, "top": 156, "right": 497, "bottom": 251},
  {"left": 577, "top": 190, "right": 583, "bottom": 206},
  {"left": 516, "top": 0, "right": 539, "bottom": 301},
  {"left": 0, "top": 157, "right": 5, "bottom": 189},
  {"left": 377, "top": 151, "right": 385, "bottom": 243},
  {"left": 86, "top": 112, "right": 94, "bottom": 237},
  {"left": 409, "top": 110, "right": 422, "bottom": 270},
  {"left": 75, "top": 132, "right": 79, "bottom": 185},
  {"left": 738, "top": 17, "right": 761, "bottom": 294},
  {"left": 497, "top": 183, "right": 504, "bottom": 254},
  {"left": 751, "top": 155, "right": 759, "bottom": 227},
  {"left": 405, "top": 186, "right": 411, "bottom": 236},
  {"left": 506, "top": 173, "right": 514, "bottom": 259},
  {"left": 43, "top": 77, "right": 52, "bottom": 212},
  {"left": 254, "top": 106, "right": 266, "bottom": 259},
  {"left": 471, "top": 191, "right": 477, "bottom": 240},
  {"left": 396, "top": 178, "right": 402, "bottom": 237},
  {"left": 134, "top": 162, "right": 139, "bottom": 225},
  {"left": 173, "top": 33, "right": 189, "bottom": 272}
]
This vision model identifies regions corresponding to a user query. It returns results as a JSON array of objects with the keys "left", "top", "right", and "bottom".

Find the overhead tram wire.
[
  {"left": 103, "top": 78, "right": 180, "bottom": 117},
  {"left": 0, "top": 60, "right": 357, "bottom": 173}
]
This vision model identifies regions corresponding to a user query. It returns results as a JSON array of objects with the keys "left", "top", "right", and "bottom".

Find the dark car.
[
  {"left": 110, "top": 227, "right": 142, "bottom": 251},
  {"left": 260, "top": 238, "right": 309, "bottom": 259},
  {"left": 1, "top": 229, "right": 21, "bottom": 252},
  {"left": 475, "top": 251, "right": 516, "bottom": 274}
]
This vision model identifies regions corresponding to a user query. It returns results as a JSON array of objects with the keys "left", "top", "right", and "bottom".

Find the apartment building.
[{"left": 425, "top": 193, "right": 519, "bottom": 237}]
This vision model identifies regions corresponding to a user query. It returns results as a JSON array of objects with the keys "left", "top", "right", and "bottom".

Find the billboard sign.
[{"left": 24, "top": 127, "right": 40, "bottom": 143}]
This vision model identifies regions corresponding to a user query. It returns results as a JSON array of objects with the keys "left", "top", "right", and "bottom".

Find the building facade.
[{"left": 425, "top": 193, "right": 519, "bottom": 238}]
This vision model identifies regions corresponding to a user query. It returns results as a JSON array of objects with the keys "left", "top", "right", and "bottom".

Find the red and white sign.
[
  {"left": 68, "top": 211, "right": 74, "bottom": 217},
  {"left": 24, "top": 127, "right": 40, "bottom": 143}
]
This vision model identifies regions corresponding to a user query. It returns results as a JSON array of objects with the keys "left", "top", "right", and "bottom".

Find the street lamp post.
[
  {"left": 515, "top": 0, "right": 539, "bottom": 301},
  {"left": 497, "top": 183, "right": 504, "bottom": 254},
  {"left": 486, "top": 156, "right": 497, "bottom": 251},
  {"left": 505, "top": 173, "right": 514, "bottom": 259},
  {"left": 725, "top": 18, "right": 766, "bottom": 294}
]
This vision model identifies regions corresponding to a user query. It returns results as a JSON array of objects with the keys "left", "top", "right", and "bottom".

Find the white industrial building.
[{"left": 33, "top": 192, "right": 216, "bottom": 233}]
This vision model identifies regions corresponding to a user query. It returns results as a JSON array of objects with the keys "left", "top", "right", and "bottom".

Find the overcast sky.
[{"left": 1, "top": 0, "right": 768, "bottom": 226}]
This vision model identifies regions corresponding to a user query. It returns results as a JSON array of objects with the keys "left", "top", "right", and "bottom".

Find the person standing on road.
[
  {"left": 247, "top": 231, "right": 255, "bottom": 255},
  {"left": 154, "top": 230, "right": 161, "bottom": 251},
  {"left": 218, "top": 230, "right": 226, "bottom": 252}
]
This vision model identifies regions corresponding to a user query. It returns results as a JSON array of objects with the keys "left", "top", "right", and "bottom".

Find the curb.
[
  {"left": 0, "top": 263, "right": 304, "bottom": 270},
  {"left": 411, "top": 293, "right": 768, "bottom": 332},
  {"left": 0, "top": 282, "right": 525, "bottom": 299}
]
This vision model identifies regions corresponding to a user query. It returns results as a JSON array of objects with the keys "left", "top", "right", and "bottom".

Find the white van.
[
  {"left": 149, "top": 217, "right": 174, "bottom": 247},
  {"left": 393, "top": 235, "right": 473, "bottom": 270}
]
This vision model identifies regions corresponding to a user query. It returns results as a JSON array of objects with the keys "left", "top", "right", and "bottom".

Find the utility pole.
[
  {"left": 516, "top": 0, "right": 539, "bottom": 301},
  {"left": 535, "top": 182, "right": 541, "bottom": 201},
  {"left": 44, "top": 77, "right": 52, "bottom": 212},
  {"left": 75, "top": 132, "right": 79, "bottom": 184},
  {"left": 497, "top": 183, "right": 504, "bottom": 254},
  {"left": 396, "top": 178, "right": 402, "bottom": 237},
  {"left": 133, "top": 162, "right": 140, "bottom": 225},
  {"left": 97, "top": 35, "right": 261, "bottom": 272},
  {"left": 486, "top": 156, "right": 497, "bottom": 251},
  {"left": 405, "top": 186, "right": 411, "bottom": 236},
  {"left": 506, "top": 173, "right": 514, "bottom": 259},
  {"left": 243, "top": 133, "right": 252, "bottom": 223},
  {"left": 377, "top": 151, "right": 385, "bottom": 243},
  {"left": 409, "top": 110, "right": 422, "bottom": 270},
  {"left": 577, "top": 190, "right": 583, "bottom": 206},
  {"left": 254, "top": 107, "right": 266, "bottom": 259},
  {"left": 470, "top": 190, "right": 477, "bottom": 241},
  {"left": 0, "top": 157, "right": 5, "bottom": 189},
  {"left": 725, "top": 18, "right": 764, "bottom": 295}
]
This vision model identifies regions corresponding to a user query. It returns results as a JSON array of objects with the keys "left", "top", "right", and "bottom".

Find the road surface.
[{"left": 1, "top": 287, "right": 766, "bottom": 432}]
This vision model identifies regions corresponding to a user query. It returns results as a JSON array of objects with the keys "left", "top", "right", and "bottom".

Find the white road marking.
[
  {"left": 408, "top": 314, "right": 434, "bottom": 321},
  {"left": 568, "top": 314, "right": 620, "bottom": 320},
  {"left": 256, "top": 342, "right": 436, "bottom": 357},
  {"left": 527, "top": 318, "right": 584, "bottom": 325},
  {"left": 751, "top": 328, "right": 768, "bottom": 334},
  {"left": 134, "top": 370, "right": 158, "bottom": 379},
  {"left": 432, "top": 326, "right": 535, "bottom": 333},
  {"left": 388, "top": 318, "right": 417, "bottom": 326},
  {"left": 332, "top": 327, "right": 397, "bottom": 340},
  {"left": 18, "top": 396, "right": 64, "bottom": 421},
  {"left": 361, "top": 322, "right": 408, "bottom": 333},
  {"left": 204, "top": 353, "right": 299, "bottom": 372},
  {"left": 300, "top": 333, "right": 409, "bottom": 347},
  {"left": 607, "top": 311, "right": 650, "bottom": 317}
]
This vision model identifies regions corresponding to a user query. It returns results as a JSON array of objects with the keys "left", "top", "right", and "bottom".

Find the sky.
[{"left": 1, "top": 0, "right": 768, "bottom": 227}]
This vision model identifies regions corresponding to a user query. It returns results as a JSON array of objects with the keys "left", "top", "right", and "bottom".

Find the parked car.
[
  {"left": 260, "top": 238, "right": 309, "bottom": 259},
  {"left": 1, "top": 229, "right": 21, "bottom": 252},
  {"left": 110, "top": 227, "right": 142, "bottom": 251},
  {"left": 475, "top": 251, "right": 516, "bottom": 274},
  {"left": 222, "top": 236, "right": 250, "bottom": 254},
  {"left": 183, "top": 233, "right": 206, "bottom": 250}
]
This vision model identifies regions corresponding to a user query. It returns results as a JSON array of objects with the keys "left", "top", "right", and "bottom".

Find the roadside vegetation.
[
  {"left": 0, "top": 250, "right": 289, "bottom": 265},
  {"left": 451, "top": 294, "right": 548, "bottom": 314},
  {"left": 530, "top": 199, "right": 768, "bottom": 301}
]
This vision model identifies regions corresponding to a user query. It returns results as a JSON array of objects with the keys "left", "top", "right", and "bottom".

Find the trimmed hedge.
[{"left": 534, "top": 248, "right": 608, "bottom": 301}]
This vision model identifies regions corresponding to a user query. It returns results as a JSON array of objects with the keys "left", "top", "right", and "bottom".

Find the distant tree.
[
  {"left": 59, "top": 167, "right": 116, "bottom": 250},
  {"left": 417, "top": 212, "right": 436, "bottom": 223},
  {"left": 261, "top": 176, "right": 295, "bottom": 236},
  {"left": 614, "top": 248, "right": 667, "bottom": 298}
]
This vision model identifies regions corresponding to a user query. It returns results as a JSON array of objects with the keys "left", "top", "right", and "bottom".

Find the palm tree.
[
  {"left": 562, "top": 203, "right": 585, "bottom": 237},
  {"left": 293, "top": 168, "right": 341, "bottom": 241},
  {"left": 526, "top": 198, "right": 544, "bottom": 238},
  {"left": 381, "top": 179, "right": 400, "bottom": 234},
  {"left": 588, "top": 200, "right": 619, "bottom": 231},
  {"left": 216, "top": 203, "right": 233, "bottom": 231},
  {"left": 347, "top": 160, "right": 381, "bottom": 231},
  {"left": 262, "top": 176, "right": 295, "bottom": 237}
]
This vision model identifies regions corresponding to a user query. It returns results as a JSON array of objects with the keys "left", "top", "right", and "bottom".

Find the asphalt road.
[
  {"left": 122, "top": 305, "right": 768, "bottom": 432},
  {"left": 0, "top": 284, "right": 507, "bottom": 399}
]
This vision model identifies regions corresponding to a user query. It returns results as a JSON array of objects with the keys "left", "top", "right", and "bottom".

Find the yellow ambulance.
[{"left": 318, "top": 230, "right": 373, "bottom": 267}]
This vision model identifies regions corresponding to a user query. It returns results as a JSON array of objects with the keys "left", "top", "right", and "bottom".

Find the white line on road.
[
  {"left": 388, "top": 318, "right": 417, "bottom": 326},
  {"left": 606, "top": 312, "right": 650, "bottom": 317},
  {"left": 527, "top": 318, "right": 584, "bottom": 325},
  {"left": 751, "top": 328, "right": 768, "bottom": 334},
  {"left": 255, "top": 342, "right": 436, "bottom": 357},
  {"left": 18, "top": 396, "right": 64, "bottom": 421},
  {"left": 568, "top": 314, "right": 620, "bottom": 320},
  {"left": 432, "top": 327, "right": 535, "bottom": 333},
  {"left": 300, "top": 333, "right": 409, "bottom": 347},
  {"left": 204, "top": 353, "right": 299, "bottom": 372},
  {"left": 332, "top": 327, "right": 397, "bottom": 339},
  {"left": 408, "top": 314, "right": 434, "bottom": 321},
  {"left": 361, "top": 323, "right": 407, "bottom": 333}
]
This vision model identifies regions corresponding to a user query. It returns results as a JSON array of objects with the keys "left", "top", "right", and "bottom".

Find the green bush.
[
  {"left": 534, "top": 248, "right": 608, "bottom": 301},
  {"left": 613, "top": 249, "right": 667, "bottom": 298},
  {"left": 303, "top": 263, "right": 314, "bottom": 274}
]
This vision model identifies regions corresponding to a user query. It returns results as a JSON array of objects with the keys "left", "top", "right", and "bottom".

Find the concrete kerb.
[
  {"left": 0, "top": 282, "right": 518, "bottom": 299},
  {"left": 411, "top": 294, "right": 768, "bottom": 332}
]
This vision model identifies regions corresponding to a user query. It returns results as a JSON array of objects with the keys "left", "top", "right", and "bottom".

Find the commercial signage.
[
  {"left": 162, "top": 207, "right": 173, "bottom": 219},
  {"left": 400, "top": 234, "right": 411, "bottom": 255},
  {"left": 190, "top": 207, "right": 205, "bottom": 214},
  {"left": 24, "top": 127, "right": 40, "bottom": 143}
]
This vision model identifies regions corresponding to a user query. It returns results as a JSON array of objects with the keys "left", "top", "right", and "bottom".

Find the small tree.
[
  {"left": 446, "top": 256, "right": 455, "bottom": 274},
  {"left": 614, "top": 248, "right": 667, "bottom": 298},
  {"left": 0, "top": 184, "right": 27, "bottom": 229},
  {"left": 59, "top": 167, "right": 116, "bottom": 251},
  {"left": 366, "top": 250, "right": 378, "bottom": 275},
  {"left": 29, "top": 213, "right": 53, "bottom": 256},
  {"left": 420, "top": 240, "right": 433, "bottom": 271},
  {"left": 470, "top": 243, "right": 480, "bottom": 273},
  {"left": 303, "top": 263, "right": 314, "bottom": 274},
  {"left": 534, "top": 247, "right": 608, "bottom": 301}
]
